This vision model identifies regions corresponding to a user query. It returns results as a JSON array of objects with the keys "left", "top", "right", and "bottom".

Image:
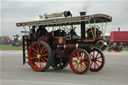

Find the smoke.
[
  {"left": 1, "top": 1, "right": 128, "bottom": 37},
  {"left": 81, "top": 2, "right": 91, "bottom": 14}
]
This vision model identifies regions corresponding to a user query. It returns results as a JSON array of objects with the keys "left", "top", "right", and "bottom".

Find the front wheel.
[
  {"left": 89, "top": 48, "right": 105, "bottom": 72},
  {"left": 70, "top": 49, "right": 90, "bottom": 74}
]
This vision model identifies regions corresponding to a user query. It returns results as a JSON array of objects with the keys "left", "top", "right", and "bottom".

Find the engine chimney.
[
  {"left": 80, "top": 12, "right": 86, "bottom": 16},
  {"left": 118, "top": 27, "right": 120, "bottom": 31},
  {"left": 80, "top": 12, "right": 86, "bottom": 40}
]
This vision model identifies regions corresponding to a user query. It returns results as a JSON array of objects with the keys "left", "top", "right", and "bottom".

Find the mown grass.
[
  {"left": 0, "top": 44, "right": 128, "bottom": 50},
  {"left": 0, "top": 45, "right": 22, "bottom": 50},
  {"left": 123, "top": 46, "right": 128, "bottom": 50}
]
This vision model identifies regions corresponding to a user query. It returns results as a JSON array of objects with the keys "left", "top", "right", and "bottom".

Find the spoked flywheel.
[
  {"left": 89, "top": 47, "right": 105, "bottom": 72},
  {"left": 28, "top": 41, "right": 52, "bottom": 71},
  {"left": 70, "top": 49, "right": 90, "bottom": 74}
]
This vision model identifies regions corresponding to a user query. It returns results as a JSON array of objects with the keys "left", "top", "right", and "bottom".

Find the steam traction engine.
[{"left": 16, "top": 11, "right": 112, "bottom": 74}]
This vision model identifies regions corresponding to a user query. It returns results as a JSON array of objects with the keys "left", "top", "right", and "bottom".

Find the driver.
[{"left": 86, "top": 26, "right": 102, "bottom": 39}]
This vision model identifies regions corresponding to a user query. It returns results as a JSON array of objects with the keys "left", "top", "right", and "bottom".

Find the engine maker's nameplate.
[{"left": 16, "top": 14, "right": 112, "bottom": 27}]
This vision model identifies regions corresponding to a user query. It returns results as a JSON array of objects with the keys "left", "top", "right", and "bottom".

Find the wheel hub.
[
  {"left": 37, "top": 54, "right": 41, "bottom": 59},
  {"left": 92, "top": 58, "right": 97, "bottom": 62},
  {"left": 77, "top": 60, "right": 80, "bottom": 64}
]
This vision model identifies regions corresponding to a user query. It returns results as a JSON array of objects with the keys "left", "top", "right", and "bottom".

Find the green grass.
[
  {"left": 0, "top": 44, "right": 128, "bottom": 51},
  {"left": 106, "top": 46, "right": 128, "bottom": 51},
  {"left": 123, "top": 46, "right": 128, "bottom": 50},
  {"left": 0, "top": 45, "right": 22, "bottom": 50}
]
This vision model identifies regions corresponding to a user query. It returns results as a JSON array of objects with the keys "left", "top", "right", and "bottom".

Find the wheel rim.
[
  {"left": 28, "top": 42, "right": 48, "bottom": 71},
  {"left": 90, "top": 48, "right": 104, "bottom": 71},
  {"left": 70, "top": 49, "right": 89, "bottom": 73}
]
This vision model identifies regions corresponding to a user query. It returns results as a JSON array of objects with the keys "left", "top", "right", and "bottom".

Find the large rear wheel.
[
  {"left": 28, "top": 41, "right": 52, "bottom": 71},
  {"left": 70, "top": 49, "right": 90, "bottom": 74}
]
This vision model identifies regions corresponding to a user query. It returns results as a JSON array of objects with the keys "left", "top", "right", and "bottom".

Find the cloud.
[{"left": 1, "top": 0, "right": 128, "bottom": 37}]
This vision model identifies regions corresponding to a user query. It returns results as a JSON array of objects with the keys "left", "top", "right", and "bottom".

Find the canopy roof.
[{"left": 16, "top": 14, "right": 112, "bottom": 27}]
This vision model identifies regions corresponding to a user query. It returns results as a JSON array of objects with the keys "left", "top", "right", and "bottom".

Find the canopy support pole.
[{"left": 80, "top": 12, "right": 86, "bottom": 40}]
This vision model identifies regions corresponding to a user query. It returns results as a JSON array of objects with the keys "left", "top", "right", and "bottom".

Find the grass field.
[
  {"left": 0, "top": 45, "right": 22, "bottom": 50},
  {"left": 0, "top": 44, "right": 128, "bottom": 50},
  {"left": 123, "top": 46, "right": 128, "bottom": 50}
]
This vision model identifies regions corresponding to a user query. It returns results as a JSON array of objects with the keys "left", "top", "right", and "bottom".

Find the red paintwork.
[
  {"left": 110, "top": 31, "right": 128, "bottom": 42},
  {"left": 90, "top": 49, "right": 103, "bottom": 71},
  {"left": 3, "top": 35, "right": 10, "bottom": 43},
  {"left": 28, "top": 41, "right": 48, "bottom": 71},
  {"left": 70, "top": 49, "right": 89, "bottom": 73},
  {"left": 39, "top": 35, "right": 49, "bottom": 42}
]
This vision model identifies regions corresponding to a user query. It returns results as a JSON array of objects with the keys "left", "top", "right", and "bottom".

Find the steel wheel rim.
[
  {"left": 28, "top": 42, "right": 48, "bottom": 71},
  {"left": 90, "top": 48, "right": 103, "bottom": 71},
  {"left": 70, "top": 49, "right": 89, "bottom": 73}
]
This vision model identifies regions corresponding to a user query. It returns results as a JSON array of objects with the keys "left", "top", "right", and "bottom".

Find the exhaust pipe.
[{"left": 39, "top": 11, "right": 72, "bottom": 19}]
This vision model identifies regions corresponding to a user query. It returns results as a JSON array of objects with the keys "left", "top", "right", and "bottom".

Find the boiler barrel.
[{"left": 56, "top": 43, "right": 93, "bottom": 51}]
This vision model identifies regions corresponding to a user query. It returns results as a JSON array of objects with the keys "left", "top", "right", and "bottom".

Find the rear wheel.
[
  {"left": 28, "top": 41, "right": 52, "bottom": 71},
  {"left": 70, "top": 49, "right": 90, "bottom": 74},
  {"left": 89, "top": 48, "right": 105, "bottom": 72}
]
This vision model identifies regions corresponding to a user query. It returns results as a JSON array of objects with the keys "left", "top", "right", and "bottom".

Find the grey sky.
[{"left": 1, "top": 0, "right": 128, "bottom": 37}]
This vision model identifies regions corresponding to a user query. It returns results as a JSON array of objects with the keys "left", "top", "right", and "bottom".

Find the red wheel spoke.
[
  {"left": 93, "top": 51, "right": 95, "bottom": 57},
  {"left": 43, "top": 57, "right": 48, "bottom": 62},
  {"left": 96, "top": 53, "right": 99, "bottom": 58},
  {"left": 95, "top": 62, "right": 99, "bottom": 67},
  {"left": 89, "top": 48, "right": 104, "bottom": 72},
  {"left": 80, "top": 64, "right": 82, "bottom": 71},
  {"left": 94, "top": 62, "right": 96, "bottom": 69},
  {"left": 40, "top": 62, "right": 41, "bottom": 68},
  {"left": 40, "top": 46, "right": 44, "bottom": 54},
  {"left": 43, "top": 49, "right": 47, "bottom": 54},
  {"left": 40, "top": 58, "right": 47, "bottom": 63},
  {"left": 31, "top": 57, "right": 37, "bottom": 60},
  {"left": 41, "top": 63, "right": 43, "bottom": 68},
  {"left": 83, "top": 61, "right": 88, "bottom": 65},
  {"left": 72, "top": 53, "right": 76, "bottom": 57},
  {"left": 73, "top": 60, "right": 77, "bottom": 62},
  {"left": 76, "top": 64, "right": 79, "bottom": 70},
  {"left": 90, "top": 53, "right": 93, "bottom": 57},
  {"left": 84, "top": 54, "right": 87, "bottom": 58},
  {"left": 32, "top": 48, "right": 38, "bottom": 54},
  {"left": 77, "top": 51, "right": 79, "bottom": 57},
  {"left": 38, "top": 58, "right": 40, "bottom": 62},
  {"left": 90, "top": 53, "right": 94, "bottom": 59},
  {"left": 81, "top": 63, "right": 87, "bottom": 69},
  {"left": 97, "top": 60, "right": 102, "bottom": 63},
  {"left": 36, "top": 46, "right": 39, "bottom": 54},
  {"left": 36, "top": 59, "right": 40, "bottom": 67},
  {"left": 38, "top": 43, "right": 41, "bottom": 51},
  {"left": 28, "top": 41, "right": 51, "bottom": 71},
  {"left": 70, "top": 49, "right": 90, "bottom": 73},
  {"left": 39, "top": 62, "right": 42, "bottom": 68},
  {"left": 41, "top": 54, "right": 48, "bottom": 57},
  {"left": 77, "top": 51, "right": 80, "bottom": 59},
  {"left": 83, "top": 56, "right": 87, "bottom": 60},
  {"left": 90, "top": 61, "right": 94, "bottom": 67},
  {"left": 76, "top": 56, "right": 79, "bottom": 60},
  {"left": 35, "top": 58, "right": 38, "bottom": 62},
  {"left": 33, "top": 52, "right": 38, "bottom": 56},
  {"left": 73, "top": 63, "right": 77, "bottom": 66},
  {"left": 97, "top": 56, "right": 102, "bottom": 59},
  {"left": 72, "top": 52, "right": 79, "bottom": 59}
]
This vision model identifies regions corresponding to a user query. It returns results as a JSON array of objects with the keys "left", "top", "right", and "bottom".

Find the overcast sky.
[{"left": 1, "top": 0, "right": 128, "bottom": 37}]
